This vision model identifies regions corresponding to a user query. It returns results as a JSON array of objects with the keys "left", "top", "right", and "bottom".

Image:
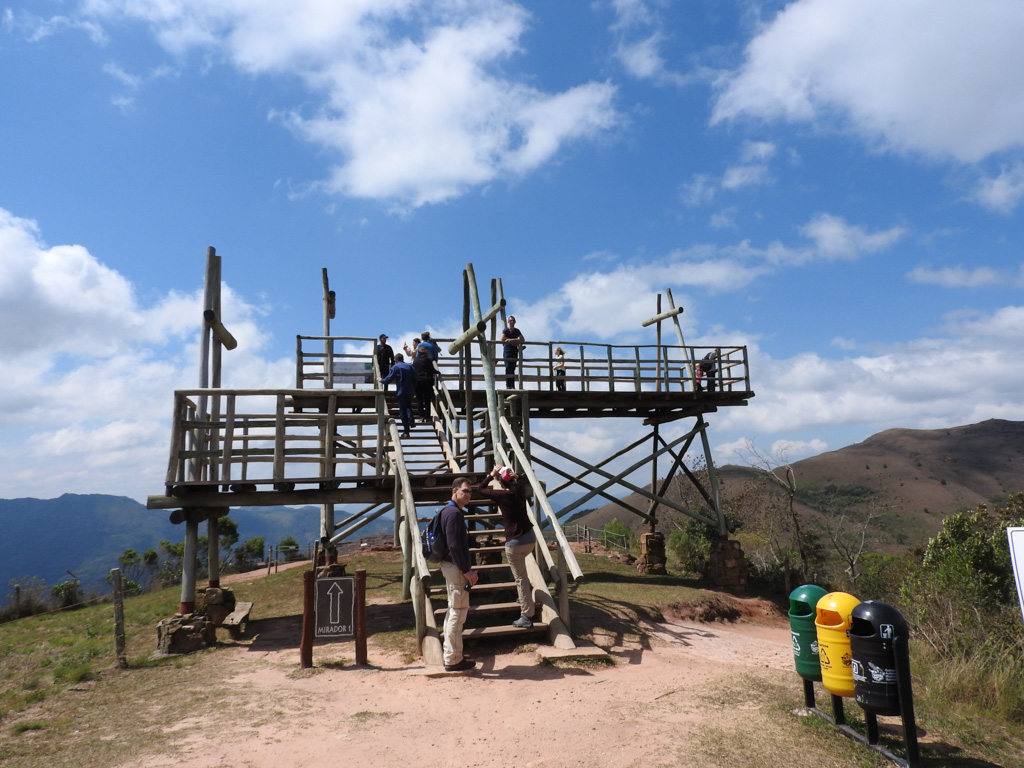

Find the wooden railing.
[
  {"left": 295, "top": 335, "right": 751, "bottom": 394},
  {"left": 163, "top": 389, "right": 386, "bottom": 490}
]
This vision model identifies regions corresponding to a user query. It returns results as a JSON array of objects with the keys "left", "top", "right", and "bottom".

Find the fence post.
[
  {"left": 300, "top": 570, "right": 315, "bottom": 668},
  {"left": 355, "top": 569, "right": 367, "bottom": 665},
  {"left": 110, "top": 568, "right": 128, "bottom": 669}
]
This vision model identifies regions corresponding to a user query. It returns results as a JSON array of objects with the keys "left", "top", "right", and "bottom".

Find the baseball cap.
[{"left": 498, "top": 466, "right": 515, "bottom": 482}]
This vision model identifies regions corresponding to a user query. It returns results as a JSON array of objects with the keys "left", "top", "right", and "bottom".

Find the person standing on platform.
[
  {"left": 376, "top": 334, "right": 395, "bottom": 390},
  {"left": 418, "top": 331, "right": 440, "bottom": 361},
  {"left": 476, "top": 465, "right": 536, "bottom": 628},
  {"left": 413, "top": 344, "right": 436, "bottom": 423},
  {"left": 440, "top": 477, "right": 479, "bottom": 672},
  {"left": 500, "top": 315, "right": 525, "bottom": 388},
  {"left": 379, "top": 353, "right": 416, "bottom": 438},
  {"left": 553, "top": 346, "right": 566, "bottom": 391},
  {"left": 698, "top": 350, "right": 718, "bottom": 393}
]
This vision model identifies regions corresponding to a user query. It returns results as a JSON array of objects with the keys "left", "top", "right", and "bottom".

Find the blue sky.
[{"left": 2, "top": 0, "right": 1023, "bottom": 503}]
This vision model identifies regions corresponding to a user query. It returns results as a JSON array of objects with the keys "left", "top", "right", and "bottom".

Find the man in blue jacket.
[
  {"left": 379, "top": 353, "right": 416, "bottom": 438},
  {"left": 440, "top": 477, "right": 480, "bottom": 672}
]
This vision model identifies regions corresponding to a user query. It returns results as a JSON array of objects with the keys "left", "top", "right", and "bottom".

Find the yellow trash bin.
[{"left": 815, "top": 592, "right": 861, "bottom": 698}]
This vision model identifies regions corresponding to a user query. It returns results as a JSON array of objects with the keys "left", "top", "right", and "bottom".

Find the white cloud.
[
  {"left": 715, "top": 309, "right": 1024, "bottom": 445},
  {"left": 944, "top": 305, "right": 1024, "bottom": 341},
  {"left": 608, "top": 0, "right": 695, "bottom": 86},
  {"left": 969, "top": 162, "right": 1024, "bottom": 213},
  {"left": 514, "top": 214, "right": 904, "bottom": 340},
  {"left": 689, "top": 140, "right": 779, "bottom": 200},
  {"left": 616, "top": 33, "right": 668, "bottom": 81},
  {"left": 709, "top": 208, "right": 738, "bottom": 230},
  {"left": 681, "top": 174, "right": 716, "bottom": 206},
  {"left": 4, "top": 8, "right": 106, "bottom": 44},
  {"left": 769, "top": 438, "right": 829, "bottom": 462},
  {"left": 0, "top": 209, "right": 292, "bottom": 500},
  {"left": 907, "top": 264, "right": 1013, "bottom": 288},
  {"left": 712, "top": 0, "right": 1024, "bottom": 164},
  {"left": 795, "top": 213, "right": 906, "bottom": 263},
  {"left": 74, "top": 0, "right": 621, "bottom": 207},
  {"left": 721, "top": 162, "right": 771, "bottom": 190}
]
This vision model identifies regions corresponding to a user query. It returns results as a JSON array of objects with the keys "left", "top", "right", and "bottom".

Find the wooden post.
[
  {"left": 110, "top": 568, "right": 128, "bottom": 669},
  {"left": 355, "top": 568, "right": 367, "bottom": 665},
  {"left": 557, "top": 547, "right": 570, "bottom": 633},
  {"left": 300, "top": 570, "right": 315, "bottom": 668},
  {"left": 180, "top": 516, "right": 198, "bottom": 614},
  {"left": 207, "top": 513, "right": 221, "bottom": 589}
]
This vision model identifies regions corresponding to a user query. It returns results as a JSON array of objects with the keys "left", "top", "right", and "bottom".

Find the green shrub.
[{"left": 50, "top": 580, "right": 82, "bottom": 610}]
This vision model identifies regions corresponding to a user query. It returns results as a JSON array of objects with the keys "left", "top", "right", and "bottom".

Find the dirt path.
[{"left": 119, "top": 564, "right": 801, "bottom": 768}]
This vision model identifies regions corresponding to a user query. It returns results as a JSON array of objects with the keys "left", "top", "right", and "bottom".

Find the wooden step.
[
  {"left": 433, "top": 601, "right": 521, "bottom": 618},
  {"left": 467, "top": 528, "right": 505, "bottom": 537},
  {"left": 462, "top": 623, "right": 548, "bottom": 639},
  {"left": 468, "top": 544, "right": 506, "bottom": 554},
  {"left": 428, "top": 580, "right": 516, "bottom": 596},
  {"left": 466, "top": 512, "right": 502, "bottom": 521},
  {"left": 428, "top": 561, "right": 510, "bottom": 575}
]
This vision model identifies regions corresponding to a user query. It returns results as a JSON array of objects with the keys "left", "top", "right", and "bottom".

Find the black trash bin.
[{"left": 849, "top": 600, "right": 909, "bottom": 716}]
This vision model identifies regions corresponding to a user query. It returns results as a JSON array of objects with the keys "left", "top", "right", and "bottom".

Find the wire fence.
[{"left": 564, "top": 524, "right": 632, "bottom": 554}]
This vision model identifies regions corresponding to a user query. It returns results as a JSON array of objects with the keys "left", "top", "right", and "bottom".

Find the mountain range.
[
  {"left": 572, "top": 418, "right": 1024, "bottom": 550},
  {"left": 0, "top": 497, "right": 389, "bottom": 596},
  {"left": 4, "top": 419, "right": 1020, "bottom": 597}
]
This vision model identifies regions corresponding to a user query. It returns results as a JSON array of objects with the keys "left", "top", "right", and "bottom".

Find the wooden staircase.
[{"left": 424, "top": 507, "right": 551, "bottom": 640}]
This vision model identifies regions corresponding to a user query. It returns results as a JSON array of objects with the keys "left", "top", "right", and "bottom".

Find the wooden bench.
[{"left": 222, "top": 601, "right": 254, "bottom": 639}]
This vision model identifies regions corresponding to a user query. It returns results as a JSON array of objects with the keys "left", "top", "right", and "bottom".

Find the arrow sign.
[{"left": 314, "top": 576, "right": 355, "bottom": 638}]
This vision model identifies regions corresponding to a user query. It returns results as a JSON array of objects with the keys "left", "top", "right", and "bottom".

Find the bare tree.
[
  {"left": 821, "top": 497, "right": 879, "bottom": 589},
  {"left": 738, "top": 440, "right": 812, "bottom": 584}
]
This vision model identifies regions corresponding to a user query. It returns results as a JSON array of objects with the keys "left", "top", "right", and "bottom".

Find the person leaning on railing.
[{"left": 475, "top": 465, "right": 536, "bottom": 628}]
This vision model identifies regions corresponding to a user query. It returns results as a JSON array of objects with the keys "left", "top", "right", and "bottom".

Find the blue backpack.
[{"left": 422, "top": 508, "right": 448, "bottom": 563}]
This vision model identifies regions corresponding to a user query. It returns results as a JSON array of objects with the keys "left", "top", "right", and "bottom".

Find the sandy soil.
[{"left": 116, "top": 562, "right": 800, "bottom": 768}]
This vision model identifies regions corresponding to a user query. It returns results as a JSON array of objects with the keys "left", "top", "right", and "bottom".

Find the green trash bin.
[{"left": 788, "top": 584, "right": 828, "bottom": 681}]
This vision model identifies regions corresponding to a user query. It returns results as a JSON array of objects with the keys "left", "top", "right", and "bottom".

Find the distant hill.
[
  {"left": 570, "top": 419, "right": 1024, "bottom": 550},
  {"left": 0, "top": 487, "right": 598, "bottom": 597},
  {"left": 0, "top": 495, "right": 393, "bottom": 595},
  {"left": 6, "top": 420, "right": 1020, "bottom": 595}
]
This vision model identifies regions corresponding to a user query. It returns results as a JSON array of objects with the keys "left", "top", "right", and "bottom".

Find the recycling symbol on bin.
[{"left": 791, "top": 633, "right": 801, "bottom": 654}]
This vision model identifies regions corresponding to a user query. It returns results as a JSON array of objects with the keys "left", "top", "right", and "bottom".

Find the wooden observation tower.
[{"left": 147, "top": 252, "right": 755, "bottom": 664}]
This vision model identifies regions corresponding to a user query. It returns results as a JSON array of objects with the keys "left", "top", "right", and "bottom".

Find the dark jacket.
[
  {"left": 375, "top": 343, "right": 395, "bottom": 376},
  {"left": 475, "top": 477, "right": 533, "bottom": 542},
  {"left": 413, "top": 353, "right": 435, "bottom": 382},
  {"left": 380, "top": 361, "right": 416, "bottom": 397},
  {"left": 440, "top": 501, "right": 472, "bottom": 573}
]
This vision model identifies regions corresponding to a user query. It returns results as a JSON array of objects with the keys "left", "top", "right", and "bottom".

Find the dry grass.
[{"left": 3, "top": 552, "right": 1022, "bottom": 768}]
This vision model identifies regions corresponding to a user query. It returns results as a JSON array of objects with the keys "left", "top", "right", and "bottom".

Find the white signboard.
[
  {"left": 1008, "top": 527, "right": 1024, "bottom": 625},
  {"left": 332, "top": 361, "right": 372, "bottom": 384}
]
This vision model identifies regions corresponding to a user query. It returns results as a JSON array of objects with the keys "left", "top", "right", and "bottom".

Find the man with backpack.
[{"left": 440, "top": 477, "right": 479, "bottom": 672}]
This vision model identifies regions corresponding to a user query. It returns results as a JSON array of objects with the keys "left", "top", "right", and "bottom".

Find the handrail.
[
  {"left": 294, "top": 335, "right": 751, "bottom": 395},
  {"left": 382, "top": 418, "right": 442, "bottom": 663}
]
